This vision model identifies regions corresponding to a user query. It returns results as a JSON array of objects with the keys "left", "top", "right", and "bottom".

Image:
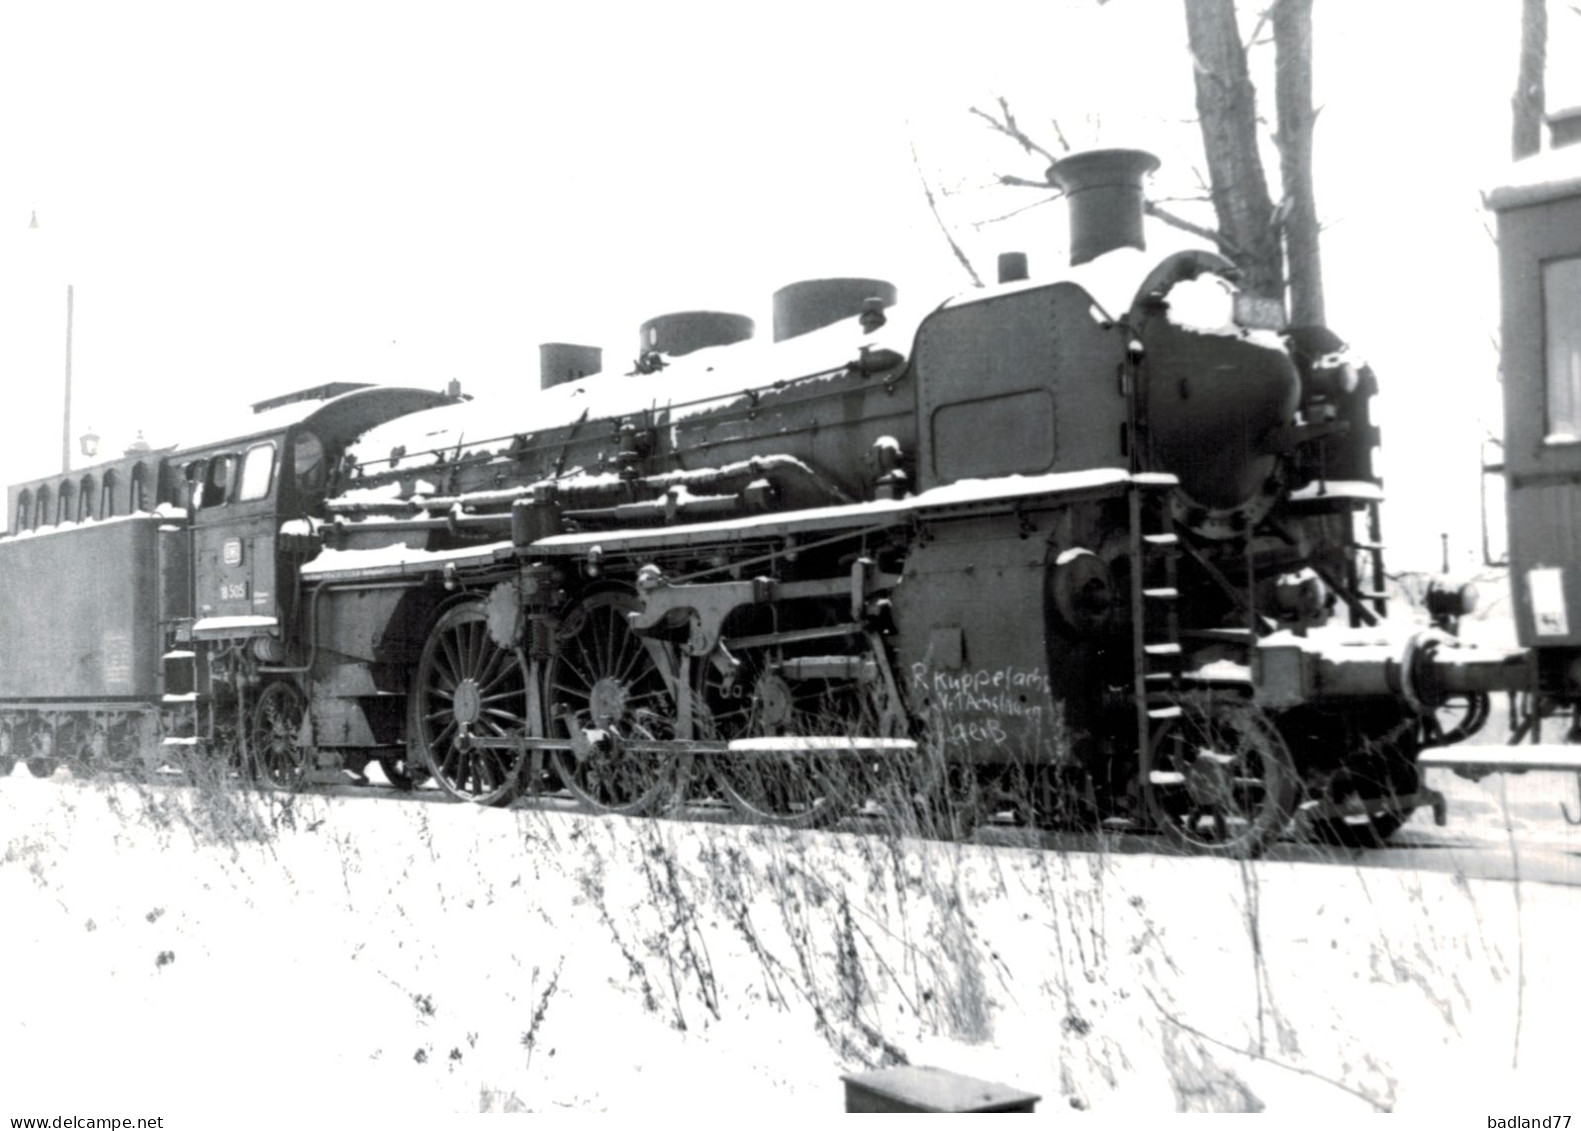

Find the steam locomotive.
[{"left": 0, "top": 148, "right": 1486, "bottom": 856}]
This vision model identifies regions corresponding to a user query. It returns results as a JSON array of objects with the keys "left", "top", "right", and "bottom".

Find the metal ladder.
[
  {"left": 159, "top": 647, "right": 208, "bottom": 764},
  {"left": 1129, "top": 479, "right": 1184, "bottom": 764},
  {"left": 1344, "top": 498, "right": 1388, "bottom": 626}
]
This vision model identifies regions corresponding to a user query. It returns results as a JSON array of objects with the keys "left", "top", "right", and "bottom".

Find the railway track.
[{"left": 13, "top": 755, "right": 1577, "bottom": 887}]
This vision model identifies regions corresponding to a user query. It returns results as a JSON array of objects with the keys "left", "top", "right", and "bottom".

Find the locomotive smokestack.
[
  {"left": 772, "top": 279, "right": 897, "bottom": 342},
  {"left": 1048, "top": 148, "right": 1160, "bottom": 266},
  {"left": 539, "top": 343, "right": 603, "bottom": 389},
  {"left": 638, "top": 311, "right": 755, "bottom": 358}
]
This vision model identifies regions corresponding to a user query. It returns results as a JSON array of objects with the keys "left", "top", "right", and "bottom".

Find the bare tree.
[
  {"left": 1513, "top": 0, "right": 1547, "bottom": 159},
  {"left": 970, "top": 1, "right": 1330, "bottom": 327},
  {"left": 1271, "top": 0, "right": 1323, "bottom": 327},
  {"left": 1184, "top": 0, "right": 1284, "bottom": 302}
]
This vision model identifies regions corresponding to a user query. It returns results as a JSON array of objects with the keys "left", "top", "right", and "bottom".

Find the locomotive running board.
[
  {"left": 724, "top": 737, "right": 917, "bottom": 756},
  {"left": 470, "top": 734, "right": 917, "bottom": 758},
  {"left": 1417, "top": 744, "right": 1581, "bottom": 781}
]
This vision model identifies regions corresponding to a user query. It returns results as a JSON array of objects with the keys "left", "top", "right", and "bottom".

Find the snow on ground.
[{"left": 0, "top": 774, "right": 1575, "bottom": 1122}]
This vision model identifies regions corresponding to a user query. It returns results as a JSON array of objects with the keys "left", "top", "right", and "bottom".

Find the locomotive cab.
[{"left": 184, "top": 385, "right": 453, "bottom": 651}]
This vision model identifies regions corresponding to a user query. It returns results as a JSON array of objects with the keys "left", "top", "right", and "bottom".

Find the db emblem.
[{"left": 222, "top": 539, "right": 243, "bottom": 566}]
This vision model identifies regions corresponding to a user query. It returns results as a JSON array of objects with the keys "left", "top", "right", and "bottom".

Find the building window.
[
  {"left": 35, "top": 486, "right": 50, "bottom": 527},
  {"left": 1544, "top": 255, "right": 1581, "bottom": 443},
  {"left": 130, "top": 463, "right": 148, "bottom": 512},
  {"left": 57, "top": 481, "right": 74, "bottom": 524},
  {"left": 102, "top": 471, "right": 118, "bottom": 517},
  {"left": 79, "top": 476, "right": 95, "bottom": 521},
  {"left": 15, "top": 490, "right": 31, "bottom": 531}
]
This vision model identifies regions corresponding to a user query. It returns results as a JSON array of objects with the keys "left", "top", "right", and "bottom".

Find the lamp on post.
[
  {"left": 61, "top": 284, "right": 74, "bottom": 473},
  {"left": 79, "top": 426, "right": 99, "bottom": 460}
]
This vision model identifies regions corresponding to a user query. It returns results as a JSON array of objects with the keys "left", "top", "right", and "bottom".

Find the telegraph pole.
[{"left": 61, "top": 284, "right": 73, "bottom": 473}]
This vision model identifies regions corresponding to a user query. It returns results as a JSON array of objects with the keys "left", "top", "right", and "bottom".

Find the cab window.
[
  {"left": 183, "top": 463, "right": 200, "bottom": 508},
  {"left": 204, "top": 456, "right": 234, "bottom": 507},
  {"left": 237, "top": 442, "right": 276, "bottom": 502},
  {"left": 293, "top": 431, "right": 327, "bottom": 491},
  {"left": 1544, "top": 255, "right": 1581, "bottom": 443}
]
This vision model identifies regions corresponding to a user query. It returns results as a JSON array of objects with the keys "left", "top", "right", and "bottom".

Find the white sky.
[{"left": 1, "top": 1, "right": 1576, "bottom": 569}]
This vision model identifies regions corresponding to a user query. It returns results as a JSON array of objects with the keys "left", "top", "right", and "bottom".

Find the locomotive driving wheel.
[
  {"left": 411, "top": 599, "right": 532, "bottom": 807},
  {"left": 252, "top": 680, "right": 308, "bottom": 790},
  {"left": 546, "top": 590, "right": 688, "bottom": 816},
  {"left": 695, "top": 613, "right": 891, "bottom": 830},
  {"left": 1145, "top": 694, "right": 1297, "bottom": 858}
]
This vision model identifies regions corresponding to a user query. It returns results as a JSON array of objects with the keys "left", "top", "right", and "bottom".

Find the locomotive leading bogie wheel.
[
  {"left": 547, "top": 590, "right": 687, "bottom": 816},
  {"left": 412, "top": 599, "right": 532, "bottom": 807},
  {"left": 1145, "top": 696, "right": 1297, "bottom": 858},
  {"left": 252, "top": 680, "right": 309, "bottom": 791},
  {"left": 1310, "top": 731, "right": 1423, "bottom": 848}
]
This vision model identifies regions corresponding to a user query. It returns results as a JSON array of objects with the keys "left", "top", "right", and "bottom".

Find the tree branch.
[
  {"left": 1242, "top": 4, "right": 1274, "bottom": 52},
  {"left": 1144, "top": 200, "right": 1238, "bottom": 258},
  {"left": 997, "top": 173, "right": 1055, "bottom": 189},
  {"left": 970, "top": 95, "right": 1061, "bottom": 165},
  {"left": 908, "top": 137, "right": 985, "bottom": 288},
  {"left": 1049, "top": 117, "right": 1073, "bottom": 155},
  {"left": 971, "top": 193, "right": 1062, "bottom": 229}
]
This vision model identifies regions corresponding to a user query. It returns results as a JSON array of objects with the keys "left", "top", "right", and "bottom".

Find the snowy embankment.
[{"left": 0, "top": 777, "right": 1573, "bottom": 1118}]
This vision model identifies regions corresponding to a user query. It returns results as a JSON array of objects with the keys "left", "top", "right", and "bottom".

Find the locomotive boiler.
[{"left": 0, "top": 148, "right": 1474, "bottom": 856}]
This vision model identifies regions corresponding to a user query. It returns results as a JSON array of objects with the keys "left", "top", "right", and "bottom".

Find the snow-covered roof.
[
  {"left": 346, "top": 304, "right": 931, "bottom": 475},
  {"left": 300, "top": 540, "right": 515, "bottom": 582},
  {"left": 0, "top": 510, "right": 165, "bottom": 544},
  {"left": 172, "top": 385, "right": 450, "bottom": 453},
  {"left": 941, "top": 246, "right": 1153, "bottom": 320},
  {"left": 1487, "top": 144, "right": 1581, "bottom": 212}
]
